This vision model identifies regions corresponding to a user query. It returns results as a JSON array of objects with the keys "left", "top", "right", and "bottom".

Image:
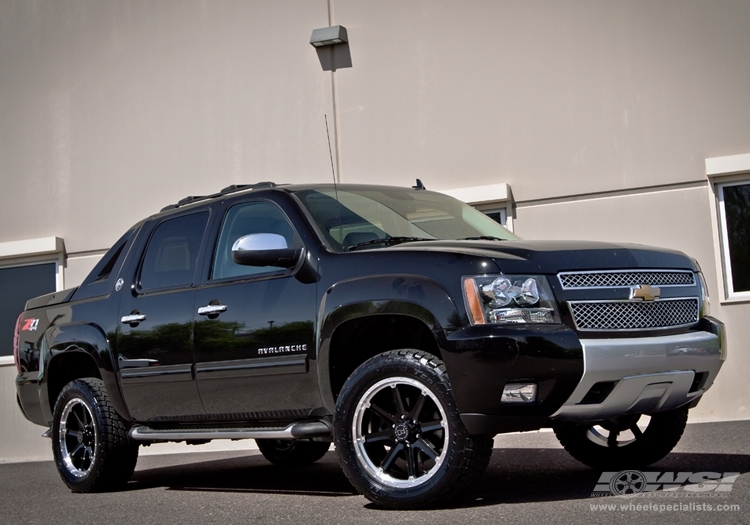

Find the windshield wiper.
[
  {"left": 458, "top": 236, "right": 508, "bottom": 241},
  {"left": 347, "top": 236, "right": 435, "bottom": 251}
]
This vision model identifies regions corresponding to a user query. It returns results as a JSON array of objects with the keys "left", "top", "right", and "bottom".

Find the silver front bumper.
[{"left": 551, "top": 326, "right": 725, "bottom": 422}]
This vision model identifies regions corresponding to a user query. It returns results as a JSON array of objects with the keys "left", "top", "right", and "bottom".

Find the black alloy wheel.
[
  {"left": 553, "top": 407, "right": 689, "bottom": 470},
  {"left": 52, "top": 378, "right": 139, "bottom": 492},
  {"left": 333, "top": 350, "right": 493, "bottom": 509}
]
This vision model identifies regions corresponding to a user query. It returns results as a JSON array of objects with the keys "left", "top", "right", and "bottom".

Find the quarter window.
[{"left": 718, "top": 181, "right": 750, "bottom": 297}]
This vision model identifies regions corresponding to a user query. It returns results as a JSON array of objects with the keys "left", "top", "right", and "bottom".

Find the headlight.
[
  {"left": 462, "top": 275, "right": 560, "bottom": 325},
  {"left": 697, "top": 271, "right": 710, "bottom": 317}
]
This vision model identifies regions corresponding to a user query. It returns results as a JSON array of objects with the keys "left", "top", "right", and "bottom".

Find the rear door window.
[{"left": 139, "top": 212, "right": 209, "bottom": 291}]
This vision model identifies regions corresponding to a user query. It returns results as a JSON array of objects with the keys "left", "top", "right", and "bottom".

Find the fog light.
[{"left": 501, "top": 383, "right": 537, "bottom": 403}]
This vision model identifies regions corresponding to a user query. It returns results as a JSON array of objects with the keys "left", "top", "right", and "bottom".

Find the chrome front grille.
[
  {"left": 558, "top": 270, "right": 695, "bottom": 289},
  {"left": 568, "top": 298, "right": 699, "bottom": 331}
]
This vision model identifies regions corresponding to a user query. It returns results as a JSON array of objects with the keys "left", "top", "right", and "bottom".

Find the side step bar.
[{"left": 128, "top": 420, "right": 331, "bottom": 442}]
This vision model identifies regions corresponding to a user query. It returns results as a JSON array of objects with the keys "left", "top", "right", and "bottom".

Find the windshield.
[{"left": 293, "top": 187, "right": 518, "bottom": 252}]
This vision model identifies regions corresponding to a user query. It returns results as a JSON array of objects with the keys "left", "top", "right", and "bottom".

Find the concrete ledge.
[{"left": 0, "top": 237, "right": 64, "bottom": 261}]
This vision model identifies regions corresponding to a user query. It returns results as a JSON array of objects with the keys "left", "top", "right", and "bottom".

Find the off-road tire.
[
  {"left": 553, "top": 407, "right": 689, "bottom": 470},
  {"left": 51, "top": 378, "right": 139, "bottom": 492},
  {"left": 256, "top": 439, "right": 331, "bottom": 466},
  {"left": 333, "top": 349, "right": 493, "bottom": 509}
]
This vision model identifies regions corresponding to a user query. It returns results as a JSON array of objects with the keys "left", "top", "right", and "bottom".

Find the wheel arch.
[
  {"left": 42, "top": 323, "right": 130, "bottom": 424},
  {"left": 317, "top": 274, "right": 462, "bottom": 413}
]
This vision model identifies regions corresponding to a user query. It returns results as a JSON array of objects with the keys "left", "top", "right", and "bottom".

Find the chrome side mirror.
[{"left": 231, "top": 234, "right": 301, "bottom": 268}]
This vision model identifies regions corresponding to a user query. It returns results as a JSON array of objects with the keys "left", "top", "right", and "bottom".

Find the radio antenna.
[{"left": 324, "top": 114, "right": 342, "bottom": 228}]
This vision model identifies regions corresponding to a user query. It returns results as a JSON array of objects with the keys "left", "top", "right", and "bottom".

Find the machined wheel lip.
[
  {"left": 58, "top": 397, "right": 98, "bottom": 478},
  {"left": 352, "top": 376, "right": 449, "bottom": 489}
]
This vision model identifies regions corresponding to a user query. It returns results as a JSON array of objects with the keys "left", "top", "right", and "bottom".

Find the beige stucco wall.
[
  {"left": 335, "top": 0, "right": 750, "bottom": 199},
  {"left": 1, "top": 1, "right": 749, "bottom": 460},
  {"left": 0, "top": 0, "right": 335, "bottom": 254}
]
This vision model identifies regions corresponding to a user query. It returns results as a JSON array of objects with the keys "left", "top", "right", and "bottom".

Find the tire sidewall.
[{"left": 333, "top": 351, "right": 469, "bottom": 507}]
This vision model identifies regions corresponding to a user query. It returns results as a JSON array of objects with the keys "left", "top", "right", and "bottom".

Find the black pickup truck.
[{"left": 13, "top": 182, "right": 725, "bottom": 508}]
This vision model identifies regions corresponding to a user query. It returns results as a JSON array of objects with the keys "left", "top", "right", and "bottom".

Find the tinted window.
[
  {"left": 723, "top": 183, "right": 750, "bottom": 293},
  {"left": 0, "top": 263, "right": 56, "bottom": 356},
  {"left": 212, "top": 201, "right": 295, "bottom": 280},
  {"left": 140, "top": 212, "right": 208, "bottom": 291},
  {"left": 294, "top": 188, "right": 517, "bottom": 252}
]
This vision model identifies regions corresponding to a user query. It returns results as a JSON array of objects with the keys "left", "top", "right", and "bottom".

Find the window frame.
[
  {"left": 706, "top": 153, "right": 750, "bottom": 303},
  {"left": 0, "top": 237, "right": 64, "bottom": 365},
  {"left": 716, "top": 179, "right": 750, "bottom": 300},
  {"left": 135, "top": 211, "right": 210, "bottom": 294}
]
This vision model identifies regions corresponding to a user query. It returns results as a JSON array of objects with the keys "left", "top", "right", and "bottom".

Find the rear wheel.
[
  {"left": 333, "top": 350, "right": 493, "bottom": 509},
  {"left": 256, "top": 439, "right": 330, "bottom": 466},
  {"left": 52, "top": 378, "right": 139, "bottom": 492},
  {"left": 553, "top": 407, "right": 688, "bottom": 470}
]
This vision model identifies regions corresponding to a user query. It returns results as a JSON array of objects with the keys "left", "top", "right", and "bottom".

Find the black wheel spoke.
[
  {"left": 414, "top": 438, "right": 439, "bottom": 460},
  {"left": 420, "top": 420, "right": 443, "bottom": 433},
  {"left": 406, "top": 445, "right": 418, "bottom": 478},
  {"left": 364, "top": 429, "right": 393, "bottom": 444},
  {"left": 72, "top": 409, "right": 85, "bottom": 430},
  {"left": 66, "top": 430, "right": 78, "bottom": 440},
  {"left": 380, "top": 443, "right": 404, "bottom": 471},
  {"left": 630, "top": 424, "right": 643, "bottom": 439},
  {"left": 607, "top": 429, "right": 620, "bottom": 447},
  {"left": 391, "top": 385, "right": 407, "bottom": 416},
  {"left": 407, "top": 393, "right": 426, "bottom": 420},
  {"left": 84, "top": 446, "right": 94, "bottom": 466},
  {"left": 70, "top": 443, "right": 84, "bottom": 459},
  {"left": 368, "top": 403, "right": 398, "bottom": 424}
]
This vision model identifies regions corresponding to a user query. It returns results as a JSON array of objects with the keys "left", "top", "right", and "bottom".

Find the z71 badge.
[{"left": 21, "top": 318, "right": 39, "bottom": 332}]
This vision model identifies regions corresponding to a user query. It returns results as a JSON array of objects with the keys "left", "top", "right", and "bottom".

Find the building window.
[
  {"left": 473, "top": 205, "right": 507, "bottom": 228},
  {"left": 718, "top": 180, "right": 750, "bottom": 297},
  {"left": 0, "top": 262, "right": 57, "bottom": 357},
  {"left": 0, "top": 236, "right": 64, "bottom": 362}
]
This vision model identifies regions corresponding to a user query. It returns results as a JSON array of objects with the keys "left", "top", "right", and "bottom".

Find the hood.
[{"left": 389, "top": 239, "right": 696, "bottom": 274}]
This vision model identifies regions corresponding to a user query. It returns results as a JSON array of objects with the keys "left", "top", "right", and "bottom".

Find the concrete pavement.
[{"left": 1, "top": 419, "right": 748, "bottom": 525}]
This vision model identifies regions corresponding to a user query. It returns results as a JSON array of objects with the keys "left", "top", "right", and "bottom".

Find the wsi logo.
[
  {"left": 592, "top": 471, "right": 740, "bottom": 497},
  {"left": 21, "top": 318, "right": 39, "bottom": 332}
]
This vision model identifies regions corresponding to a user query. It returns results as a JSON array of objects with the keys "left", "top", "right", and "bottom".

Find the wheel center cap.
[
  {"left": 77, "top": 431, "right": 83, "bottom": 444},
  {"left": 394, "top": 422, "right": 410, "bottom": 441}
]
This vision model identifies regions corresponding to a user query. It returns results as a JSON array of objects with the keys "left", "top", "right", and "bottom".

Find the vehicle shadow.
[
  {"left": 127, "top": 448, "right": 750, "bottom": 508},
  {"left": 447, "top": 449, "right": 750, "bottom": 509},
  {"left": 128, "top": 451, "right": 357, "bottom": 497}
]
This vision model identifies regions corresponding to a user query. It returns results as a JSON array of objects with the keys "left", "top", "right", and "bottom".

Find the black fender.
[
  {"left": 39, "top": 322, "right": 131, "bottom": 424},
  {"left": 316, "top": 274, "right": 461, "bottom": 412}
]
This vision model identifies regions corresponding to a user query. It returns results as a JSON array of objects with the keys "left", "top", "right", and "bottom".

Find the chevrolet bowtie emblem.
[{"left": 630, "top": 284, "right": 661, "bottom": 301}]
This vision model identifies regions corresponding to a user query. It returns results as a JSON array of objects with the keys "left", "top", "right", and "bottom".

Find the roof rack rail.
[{"left": 160, "top": 181, "right": 278, "bottom": 212}]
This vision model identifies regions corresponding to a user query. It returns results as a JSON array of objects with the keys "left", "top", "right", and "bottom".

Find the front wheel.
[
  {"left": 553, "top": 407, "right": 688, "bottom": 470},
  {"left": 52, "top": 378, "right": 139, "bottom": 492},
  {"left": 333, "top": 350, "right": 493, "bottom": 509}
]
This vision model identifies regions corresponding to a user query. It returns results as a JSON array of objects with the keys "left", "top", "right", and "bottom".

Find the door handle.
[
  {"left": 121, "top": 313, "right": 146, "bottom": 324},
  {"left": 198, "top": 304, "right": 228, "bottom": 316}
]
